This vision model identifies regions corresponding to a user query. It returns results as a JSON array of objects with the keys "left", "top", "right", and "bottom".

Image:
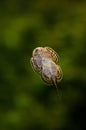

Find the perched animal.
[{"left": 30, "top": 47, "right": 62, "bottom": 88}]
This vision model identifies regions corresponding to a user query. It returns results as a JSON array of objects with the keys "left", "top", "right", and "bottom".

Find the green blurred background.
[{"left": 0, "top": 0, "right": 86, "bottom": 130}]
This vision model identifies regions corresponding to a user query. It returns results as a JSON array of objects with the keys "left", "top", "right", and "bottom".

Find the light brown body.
[{"left": 30, "top": 47, "right": 62, "bottom": 88}]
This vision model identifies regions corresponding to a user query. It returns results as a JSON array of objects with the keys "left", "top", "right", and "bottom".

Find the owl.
[{"left": 30, "top": 47, "right": 62, "bottom": 89}]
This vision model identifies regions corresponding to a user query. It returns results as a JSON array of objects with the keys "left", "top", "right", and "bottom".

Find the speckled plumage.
[{"left": 30, "top": 47, "right": 62, "bottom": 88}]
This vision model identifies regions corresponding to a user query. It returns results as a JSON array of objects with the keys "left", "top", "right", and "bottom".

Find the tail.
[{"left": 51, "top": 76, "right": 58, "bottom": 91}]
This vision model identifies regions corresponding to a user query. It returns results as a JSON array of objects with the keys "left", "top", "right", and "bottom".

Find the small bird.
[{"left": 30, "top": 47, "right": 62, "bottom": 89}]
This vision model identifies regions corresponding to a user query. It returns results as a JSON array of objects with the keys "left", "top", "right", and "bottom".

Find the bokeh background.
[{"left": 0, "top": 0, "right": 86, "bottom": 130}]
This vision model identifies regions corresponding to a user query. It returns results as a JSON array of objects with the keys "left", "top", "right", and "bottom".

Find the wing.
[
  {"left": 30, "top": 57, "right": 41, "bottom": 74},
  {"left": 45, "top": 47, "right": 59, "bottom": 63},
  {"left": 30, "top": 55, "right": 42, "bottom": 74},
  {"left": 56, "top": 64, "right": 63, "bottom": 82}
]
